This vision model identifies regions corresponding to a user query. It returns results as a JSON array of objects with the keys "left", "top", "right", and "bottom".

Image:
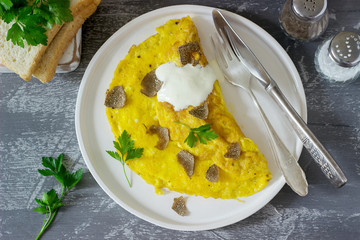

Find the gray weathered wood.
[{"left": 1, "top": 0, "right": 359, "bottom": 239}]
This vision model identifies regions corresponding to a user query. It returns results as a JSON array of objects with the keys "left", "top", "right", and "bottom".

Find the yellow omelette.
[{"left": 105, "top": 16, "right": 272, "bottom": 199}]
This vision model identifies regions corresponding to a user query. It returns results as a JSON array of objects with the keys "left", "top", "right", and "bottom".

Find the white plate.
[{"left": 75, "top": 5, "right": 307, "bottom": 231}]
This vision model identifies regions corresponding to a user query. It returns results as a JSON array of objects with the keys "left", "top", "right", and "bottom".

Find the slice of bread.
[
  {"left": 33, "top": 1, "right": 100, "bottom": 82},
  {"left": 0, "top": 0, "right": 100, "bottom": 81},
  {"left": 0, "top": 20, "right": 62, "bottom": 80}
]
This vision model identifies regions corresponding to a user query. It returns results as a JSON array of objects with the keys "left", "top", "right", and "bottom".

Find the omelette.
[{"left": 105, "top": 16, "right": 272, "bottom": 199}]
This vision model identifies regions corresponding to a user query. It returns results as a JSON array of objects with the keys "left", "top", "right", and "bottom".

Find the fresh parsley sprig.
[
  {"left": 33, "top": 153, "right": 83, "bottom": 240},
  {"left": 175, "top": 122, "right": 218, "bottom": 148},
  {"left": 106, "top": 130, "right": 144, "bottom": 187},
  {"left": 0, "top": 0, "right": 73, "bottom": 47}
]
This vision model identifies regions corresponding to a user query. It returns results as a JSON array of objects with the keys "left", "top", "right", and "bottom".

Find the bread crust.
[{"left": 33, "top": 3, "right": 99, "bottom": 83}]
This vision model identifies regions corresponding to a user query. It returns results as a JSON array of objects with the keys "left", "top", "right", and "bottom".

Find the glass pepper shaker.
[
  {"left": 280, "top": 0, "right": 329, "bottom": 41},
  {"left": 315, "top": 31, "right": 360, "bottom": 82}
]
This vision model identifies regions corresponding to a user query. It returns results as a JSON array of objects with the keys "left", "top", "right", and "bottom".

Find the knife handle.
[{"left": 266, "top": 83, "right": 347, "bottom": 188}]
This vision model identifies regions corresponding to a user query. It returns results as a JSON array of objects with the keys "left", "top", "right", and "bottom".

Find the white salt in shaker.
[
  {"left": 280, "top": 0, "right": 329, "bottom": 41},
  {"left": 315, "top": 31, "right": 360, "bottom": 82}
]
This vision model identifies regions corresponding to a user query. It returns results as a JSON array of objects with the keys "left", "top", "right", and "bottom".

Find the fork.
[{"left": 211, "top": 33, "right": 308, "bottom": 196}]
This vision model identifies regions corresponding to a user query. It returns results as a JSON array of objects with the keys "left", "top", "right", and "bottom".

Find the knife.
[{"left": 212, "top": 9, "right": 347, "bottom": 188}]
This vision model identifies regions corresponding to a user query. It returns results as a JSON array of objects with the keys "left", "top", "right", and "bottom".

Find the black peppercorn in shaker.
[{"left": 280, "top": 0, "right": 329, "bottom": 41}]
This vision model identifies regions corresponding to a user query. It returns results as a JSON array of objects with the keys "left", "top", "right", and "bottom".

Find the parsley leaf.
[
  {"left": 33, "top": 190, "right": 63, "bottom": 215},
  {"left": 184, "top": 131, "right": 197, "bottom": 148},
  {"left": 0, "top": 0, "right": 13, "bottom": 15},
  {"left": 106, "top": 130, "right": 144, "bottom": 187},
  {"left": 21, "top": 14, "right": 48, "bottom": 46},
  {"left": 34, "top": 154, "right": 83, "bottom": 240},
  {"left": 0, "top": 0, "right": 73, "bottom": 47},
  {"left": 64, "top": 168, "right": 84, "bottom": 190},
  {"left": 6, "top": 22, "right": 24, "bottom": 47},
  {"left": 1, "top": 8, "right": 16, "bottom": 23},
  {"left": 117, "top": 130, "right": 135, "bottom": 156},
  {"left": 47, "top": 0, "right": 73, "bottom": 25},
  {"left": 175, "top": 122, "right": 218, "bottom": 148}
]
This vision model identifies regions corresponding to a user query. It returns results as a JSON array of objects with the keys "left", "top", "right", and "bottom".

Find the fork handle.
[
  {"left": 249, "top": 90, "right": 308, "bottom": 196},
  {"left": 266, "top": 83, "right": 347, "bottom": 188}
]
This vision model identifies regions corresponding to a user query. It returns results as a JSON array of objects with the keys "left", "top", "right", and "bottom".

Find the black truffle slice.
[
  {"left": 147, "top": 125, "right": 170, "bottom": 150},
  {"left": 178, "top": 42, "right": 202, "bottom": 66},
  {"left": 104, "top": 86, "right": 126, "bottom": 109},
  {"left": 224, "top": 142, "right": 241, "bottom": 160},
  {"left": 177, "top": 150, "right": 194, "bottom": 177},
  {"left": 206, "top": 164, "right": 219, "bottom": 183},
  {"left": 172, "top": 196, "right": 188, "bottom": 216},
  {"left": 189, "top": 102, "right": 209, "bottom": 119},
  {"left": 140, "top": 69, "right": 163, "bottom": 97}
]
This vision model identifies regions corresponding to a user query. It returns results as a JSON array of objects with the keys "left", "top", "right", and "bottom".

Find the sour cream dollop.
[{"left": 155, "top": 63, "right": 217, "bottom": 111}]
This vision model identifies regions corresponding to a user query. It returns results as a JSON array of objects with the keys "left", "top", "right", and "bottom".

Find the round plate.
[{"left": 75, "top": 5, "right": 307, "bottom": 231}]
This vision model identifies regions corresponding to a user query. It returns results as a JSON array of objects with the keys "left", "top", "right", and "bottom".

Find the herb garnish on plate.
[
  {"left": 106, "top": 130, "right": 144, "bottom": 187},
  {"left": 175, "top": 122, "right": 218, "bottom": 148}
]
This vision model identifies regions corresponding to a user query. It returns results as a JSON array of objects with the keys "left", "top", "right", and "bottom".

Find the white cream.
[{"left": 155, "top": 63, "right": 217, "bottom": 111}]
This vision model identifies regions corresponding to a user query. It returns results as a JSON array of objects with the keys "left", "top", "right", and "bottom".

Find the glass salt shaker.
[
  {"left": 315, "top": 31, "right": 360, "bottom": 82},
  {"left": 280, "top": 0, "right": 329, "bottom": 41}
]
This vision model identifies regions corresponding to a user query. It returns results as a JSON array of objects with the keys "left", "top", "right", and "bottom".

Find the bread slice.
[
  {"left": 33, "top": 0, "right": 101, "bottom": 83},
  {"left": 0, "top": 20, "right": 62, "bottom": 80},
  {"left": 0, "top": 0, "right": 99, "bottom": 81}
]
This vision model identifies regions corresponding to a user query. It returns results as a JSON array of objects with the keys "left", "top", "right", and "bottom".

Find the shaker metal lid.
[
  {"left": 328, "top": 31, "right": 360, "bottom": 68},
  {"left": 291, "top": 0, "right": 327, "bottom": 21}
]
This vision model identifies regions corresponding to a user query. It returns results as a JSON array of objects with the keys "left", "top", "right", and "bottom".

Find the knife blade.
[{"left": 212, "top": 9, "right": 347, "bottom": 188}]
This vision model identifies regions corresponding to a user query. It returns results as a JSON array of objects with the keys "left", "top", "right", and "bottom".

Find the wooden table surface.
[{"left": 1, "top": 0, "right": 359, "bottom": 239}]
